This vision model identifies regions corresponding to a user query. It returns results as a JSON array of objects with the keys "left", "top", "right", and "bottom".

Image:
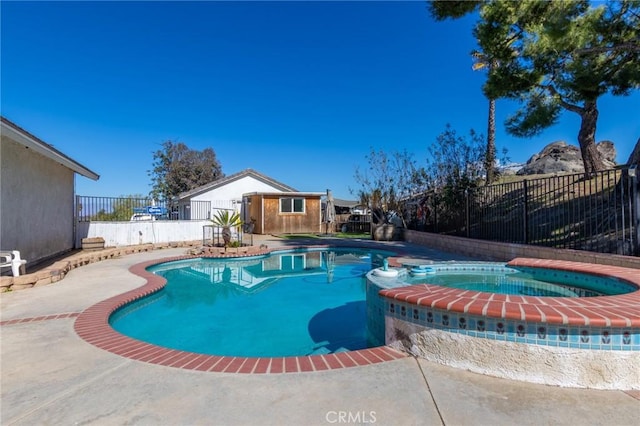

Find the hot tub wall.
[{"left": 386, "top": 316, "right": 640, "bottom": 390}]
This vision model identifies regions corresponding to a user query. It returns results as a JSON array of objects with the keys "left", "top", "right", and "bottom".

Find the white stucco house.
[
  {"left": 175, "top": 168, "right": 297, "bottom": 223},
  {"left": 1, "top": 117, "right": 99, "bottom": 268}
]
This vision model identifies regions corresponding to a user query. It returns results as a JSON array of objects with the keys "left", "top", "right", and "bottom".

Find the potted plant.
[{"left": 211, "top": 210, "right": 243, "bottom": 247}]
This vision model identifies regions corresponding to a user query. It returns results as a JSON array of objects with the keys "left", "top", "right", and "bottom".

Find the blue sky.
[{"left": 2, "top": 1, "right": 639, "bottom": 200}]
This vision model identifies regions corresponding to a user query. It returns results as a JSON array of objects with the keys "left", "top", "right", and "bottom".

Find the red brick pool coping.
[
  {"left": 380, "top": 258, "right": 640, "bottom": 328},
  {"left": 73, "top": 255, "right": 408, "bottom": 374}
]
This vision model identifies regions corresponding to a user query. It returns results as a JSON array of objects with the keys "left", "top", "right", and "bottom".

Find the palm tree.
[
  {"left": 472, "top": 50, "right": 498, "bottom": 185},
  {"left": 211, "top": 210, "right": 243, "bottom": 247}
]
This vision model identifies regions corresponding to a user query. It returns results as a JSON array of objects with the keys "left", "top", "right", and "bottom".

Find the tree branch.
[
  {"left": 544, "top": 84, "right": 584, "bottom": 114},
  {"left": 572, "top": 41, "right": 640, "bottom": 56}
]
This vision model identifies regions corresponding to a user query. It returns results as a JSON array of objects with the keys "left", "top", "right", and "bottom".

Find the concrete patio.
[{"left": 1, "top": 237, "right": 638, "bottom": 425}]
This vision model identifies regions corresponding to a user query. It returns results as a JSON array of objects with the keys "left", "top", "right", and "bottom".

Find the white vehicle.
[{"left": 130, "top": 214, "right": 155, "bottom": 221}]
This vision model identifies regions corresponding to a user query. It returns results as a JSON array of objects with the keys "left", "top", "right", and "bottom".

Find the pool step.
[
  {"left": 308, "top": 346, "right": 331, "bottom": 356},
  {"left": 307, "top": 346, "right": 350, "bottom": 356}
]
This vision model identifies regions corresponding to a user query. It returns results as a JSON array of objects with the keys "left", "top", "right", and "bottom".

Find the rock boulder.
[{"left": 517, "top": 140, "right": 616, "bottom": 175}]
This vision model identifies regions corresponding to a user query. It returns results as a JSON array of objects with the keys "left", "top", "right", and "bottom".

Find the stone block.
[
  {"left": 0, "top": 276, "right": 13, "bottom": 288},
  {"left": 12, "top": 274, "right": 36, "bottom": 286},
  {"left": 82, "top": 237, "right": 105, "bottom": 250},
  {"left": 11, "top": 284, "right": 34, "bottom": 291},
  {"left": 51, "top": 273, "right": 65, "bottom": 283},
  {"left": 34, "top": 271, "right": 53, "bottom": 281},
  {"left": 34, "top": 277, "right": 53, "bottom": 286},
  {"left": 51, "top": 261, "right": 71, "bottom": 271}
]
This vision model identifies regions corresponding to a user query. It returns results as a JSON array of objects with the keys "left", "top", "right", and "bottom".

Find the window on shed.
[{"left": 280, "top": 197, "right": 305, "bottom": 213}]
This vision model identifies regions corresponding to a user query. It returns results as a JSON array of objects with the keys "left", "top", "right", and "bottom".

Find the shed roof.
[
  {"left": 177, "top": 168, "right": 297, "bottom": 200},
  {"left": 243, "top": 191, "right": 324, "bottom": 197},
  {"left": 1, "top": 116, "right": 100, "bottom": 181}
]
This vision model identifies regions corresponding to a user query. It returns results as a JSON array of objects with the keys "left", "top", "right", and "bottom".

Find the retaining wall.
[
  {"left": 404, "top": 230, "right": 640, "bottom": 269},
  {"left": 0, "top": 241, "right": 200, "bottom": 292}
]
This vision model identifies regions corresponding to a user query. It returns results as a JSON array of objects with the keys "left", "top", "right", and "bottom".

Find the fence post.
[
  {"left": 465, "top": 189, "right": 470, "bottom": 238},
  {"left": 631, "top": 166, "right": 640, "bottom": 255},
  {"left": 74, "top": 194, "right": 79, "bottom": 249},
  {"left": 523, "top": 179, "right": 529, "bottom": 244},
  {"left": 433, "top": 193, "right": 438, "bottom": 233}
]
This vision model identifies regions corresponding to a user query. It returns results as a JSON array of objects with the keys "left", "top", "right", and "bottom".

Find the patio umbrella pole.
[{"left": 325, "top": 189, "right": 336, "bottom": 235}]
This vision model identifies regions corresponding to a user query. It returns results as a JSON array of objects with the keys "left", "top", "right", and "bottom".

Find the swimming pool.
[{"left": 110, "top": 248, "right": 393, "bottom": 357}]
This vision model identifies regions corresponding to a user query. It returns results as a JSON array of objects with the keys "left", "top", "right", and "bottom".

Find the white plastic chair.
[
  {"left": 0, "top": 252, "right": 11, "bottom": 274},
  {"left": 0, "top": 251, "right": 27, "bottom": 277}
]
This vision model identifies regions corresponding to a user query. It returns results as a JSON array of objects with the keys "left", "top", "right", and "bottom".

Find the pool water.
[
  {"left": 404, "top": 265, "right": 635, "bottom": 297},
  {"left": 110, "top": 248, "right": 392, "bottom": 357}
]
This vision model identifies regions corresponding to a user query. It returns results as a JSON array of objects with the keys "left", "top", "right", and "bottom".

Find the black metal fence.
[
  {"left": 408, "top": 167, "right": 640, "bottom": 256},
  {"left": 75, "top": 196, "right": 211, "bottom": 222},
  {"left": 179, "top": 200, "right": 215, "bottom": 221}
]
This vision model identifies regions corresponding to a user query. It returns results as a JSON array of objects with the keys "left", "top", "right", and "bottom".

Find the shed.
[
  {"left": 243, "top": 192, "right": 324, "bottom": 235},
  {"left": 1, "top": 117, "right": 99, "bottom": 267}
]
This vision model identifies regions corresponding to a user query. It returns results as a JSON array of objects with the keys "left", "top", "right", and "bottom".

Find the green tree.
[
  {"left": 149, "top": 140, "right": 223, "bottom": 200},
  {"left": 430, "top": 0, "right": 640, "bottom": 175},
  {"left": 430, "top": 1, "right": 512, "bottom": 184},
  {"left": 211, "top": 210, "right": 243, "bottom": 247},
  {"left": 471, "top": 50, "right": 498, "bottom": 184},
  {"left": 428, "top": 0, "right": 481, "bottom": 20}
]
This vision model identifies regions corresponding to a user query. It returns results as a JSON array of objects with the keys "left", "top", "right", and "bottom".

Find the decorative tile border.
[
  {"left": 73, "top": 253, "right": 408, "bottom": 374},
  {"left": 386, "top": 299, "right": 640, "bottom": 351},
  {"left": 378, "top": 258, "right": 640, "bottom": 351}
]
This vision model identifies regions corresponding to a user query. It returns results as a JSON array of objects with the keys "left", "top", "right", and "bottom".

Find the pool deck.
[{"left": 2, "top": 235, "right": 639, "bottom": 425}]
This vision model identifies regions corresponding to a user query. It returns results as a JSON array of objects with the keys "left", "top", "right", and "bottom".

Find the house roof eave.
[
  {"left": 1, "top": 117, "right": 100, "bottom": 181},
  {"left": 177, "top": 168, "right": 297, "bottom": 199}
]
